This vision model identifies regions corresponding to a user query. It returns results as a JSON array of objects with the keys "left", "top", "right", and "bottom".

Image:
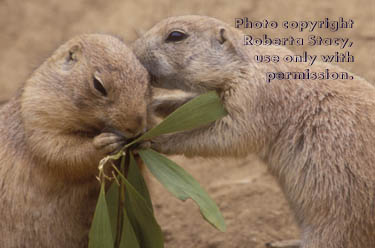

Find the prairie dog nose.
[{"left": 123, "top": 115, "right": 146, "bottom": 138}]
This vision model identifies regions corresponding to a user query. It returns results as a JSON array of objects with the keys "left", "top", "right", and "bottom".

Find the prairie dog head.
[
  {"left": 132, "top": 15, "right": 250, "bottom": 94},
  {"left": 22, "top": 34, "right": 150, "bottom": 139}
]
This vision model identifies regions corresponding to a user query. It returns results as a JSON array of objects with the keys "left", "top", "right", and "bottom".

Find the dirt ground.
[{"left": 1, "top": 0, "right": 374, "bottom": 247}]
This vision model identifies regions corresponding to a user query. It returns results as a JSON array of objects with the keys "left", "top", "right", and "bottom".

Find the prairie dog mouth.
[{"left": 102, "top": 127, "right": 143, "bottom": 142}]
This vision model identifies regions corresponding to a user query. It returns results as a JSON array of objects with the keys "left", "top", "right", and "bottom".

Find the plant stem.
[
  {"left": 114, "top": 155, "right": 126, "bottom": 248},
  {"left": 124, "top": 148, "right": 131, "bottom": 177},
  {"left": 114, "top": 150, "right": 132, "bottom": 248}
]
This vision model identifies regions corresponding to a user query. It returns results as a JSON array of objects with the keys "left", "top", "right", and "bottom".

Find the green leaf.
[
  {"left": 120, "top": 209, "right": 140, "bottom": 248},
  {"left": 89, "top": 182, "right": 114, "bottom": 248},
  {"left": 139, "top": 149, "right": 226, "bottom": 232},
  {"left": 112, "top": 166, "right": 164, "bottom": 248},
  {"left": 106, "top": 182, "right": 120, "bottom": 236},
  {"left": 126, "top": 91, "right": 227, "bottom": 147},
  {"left": 107, "top": 182, "right": 141, "bottom": 248},
  {"left": 92, "top": 91, "right": 226, "bottom": 247},
  {"left": 127, "top": 153, "right": 153, "bottom": 210}
]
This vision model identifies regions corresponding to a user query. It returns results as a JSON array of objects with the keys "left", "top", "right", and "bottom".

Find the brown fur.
[
  {"left": 150, "top": 90, "right": 197, "bottom": 118},
  {"left": 132, "top": 15, "right": 375, "bottom": 247},
  {"left": 0, "top": 34, "right": 150, "bottom": 248}
]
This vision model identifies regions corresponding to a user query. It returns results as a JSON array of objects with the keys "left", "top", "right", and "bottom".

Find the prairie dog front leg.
[
  {"left": 151, "top": 91, "right": 197, "bottom": 118},
  {"left": 151, "top": 111, "right": 249, "bottom": 158}
]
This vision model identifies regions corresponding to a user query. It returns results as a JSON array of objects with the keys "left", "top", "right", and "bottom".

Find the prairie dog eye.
[
  {"left": 165, "top": 31, "right": 188, "bottom": 43},
  {"left": 93, "top": 75, "right": 107, "bottom": 97}
]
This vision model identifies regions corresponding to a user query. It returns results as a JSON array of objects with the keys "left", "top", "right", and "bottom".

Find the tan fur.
[
  {"left": 151, "top": 90, "right": 197, "bottom": 118},
  {"left": 0, "top": 34, "right": 150, "bottom": 248},
  {"left": 132, "top": 15, "right": 375, "bottom": 247}
]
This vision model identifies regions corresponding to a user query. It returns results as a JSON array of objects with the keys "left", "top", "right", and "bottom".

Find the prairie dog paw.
[
  {"left": 149, "top": 135, "right": 171, "bottom": 153},
  {"left": 93, "top": 132, "right": 125, "bottom": 155},
  {"left": 131, "top": 140, "right": 151, "bottom": 154},
  {"left": 150, "top": 140, "right": 162, "bottom": 153}
]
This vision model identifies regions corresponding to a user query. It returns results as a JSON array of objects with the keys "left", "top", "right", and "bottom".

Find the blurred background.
[{"left": 1, "top": 0, "right": 374, "bottom": 247}]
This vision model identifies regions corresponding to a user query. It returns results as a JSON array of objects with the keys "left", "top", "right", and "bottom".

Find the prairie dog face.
[
  {"left": 22, "top": 34, "right": 150, "bottom": 139},
  {"left": 132, "top": 15, "right": 248, "bottom": 94}
]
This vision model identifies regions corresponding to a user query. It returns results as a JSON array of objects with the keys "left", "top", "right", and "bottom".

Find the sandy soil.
[{"left": 0, "top": 0, "right": 374, "bottom": 247}]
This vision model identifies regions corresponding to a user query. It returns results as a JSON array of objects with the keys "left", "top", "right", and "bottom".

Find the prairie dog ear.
[
  {"left": 66, "top": 44, "right": 82, "bottom": 63},
  {"left": 217, "top": 27, "right": 228, "bottom": 44},
  {"left": 61, "top": 44, "right": 82, "bottom": 70},
  {"left": 215, "top": 27, "right": 247, "bottom": 61}
]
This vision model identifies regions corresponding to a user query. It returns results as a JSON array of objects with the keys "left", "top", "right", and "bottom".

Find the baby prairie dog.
[
  {"left": 0, "top": 34, "right": 150, "bottom": 248},
  {"left": 132, "top": 16, "right": 375, "bottom": 248}
]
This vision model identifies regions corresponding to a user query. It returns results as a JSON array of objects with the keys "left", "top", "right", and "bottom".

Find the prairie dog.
[
  {"left": 132, "top": 15, "right": 375, "bottom": 247},
  {"left": 0, "top": 34, "right": 150, "bottom": 248}
]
